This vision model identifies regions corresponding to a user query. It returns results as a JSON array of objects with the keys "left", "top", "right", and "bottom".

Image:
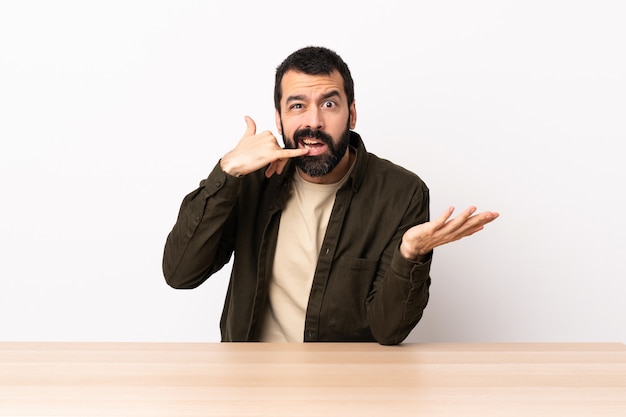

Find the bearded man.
[{"left": 163, "top": 46, "right": 498, "bottom": 345}]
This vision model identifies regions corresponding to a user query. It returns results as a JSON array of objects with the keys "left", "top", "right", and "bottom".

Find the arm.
[
  {"left": 162, "top": 163, "right": 241, "bottom": 288},
  {"left": 365, "top": 186, "right": 433, "bottom": 345},
  {"left": 163, "top": 116, "right": 309, "bottom": 288},
  {"left": 367, "top": 193, "right": 499, "bottom": 345}
]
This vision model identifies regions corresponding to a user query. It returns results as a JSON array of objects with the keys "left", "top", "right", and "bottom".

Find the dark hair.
[{"left": 274, "top": 46, "right": 354, "bottom": 112}]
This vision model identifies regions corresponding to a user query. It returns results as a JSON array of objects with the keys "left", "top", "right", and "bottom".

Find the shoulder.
[
  {"left": 359, "top": 152, "right": 429, "bottom": 197},
  {"left": 369, "top": 152, "right": 426, "bottom": 182},
  {"left": 349, "top": 131, "right": 428, "bottom": 194}
]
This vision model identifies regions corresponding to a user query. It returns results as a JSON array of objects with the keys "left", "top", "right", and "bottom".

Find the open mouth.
[
  {"left": 299, "top": 138, "right": 328, "bottom": 156},
  {"left": 301, "top": 139, "right": 325, "bottom": 148}
]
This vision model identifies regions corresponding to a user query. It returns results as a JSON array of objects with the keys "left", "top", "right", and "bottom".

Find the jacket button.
[{"left": 215, "top": 181, "right": 222, "bottom": 188}]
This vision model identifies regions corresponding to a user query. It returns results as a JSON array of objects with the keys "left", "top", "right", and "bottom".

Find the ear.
[
  {"left": 275, "top": 109, "right": 282, "bottom": 134},
  {"left": 349, "top": 101, "right": 357, "bottom": 130}
]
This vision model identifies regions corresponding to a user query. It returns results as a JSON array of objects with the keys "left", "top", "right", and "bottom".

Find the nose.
[{"left": 304, "top": 107, "right": 323, "bottom": 130}]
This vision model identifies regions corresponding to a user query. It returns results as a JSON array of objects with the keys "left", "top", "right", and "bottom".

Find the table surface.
[{"left": 1, "top": 342, "right": 625, "bottom": 417}]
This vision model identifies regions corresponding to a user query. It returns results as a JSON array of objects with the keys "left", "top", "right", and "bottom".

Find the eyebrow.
[{"left": 285, "top": 90, "right": 342, "bottom": 104}]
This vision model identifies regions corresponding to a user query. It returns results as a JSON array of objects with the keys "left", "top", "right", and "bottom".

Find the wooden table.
[{"left": 1, "top": 342, "right": 625, "bottom": 416}]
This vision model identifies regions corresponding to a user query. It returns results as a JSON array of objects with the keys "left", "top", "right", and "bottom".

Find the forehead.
[{"left": 280, "top": 70, "right": 346, "bottom": 101}]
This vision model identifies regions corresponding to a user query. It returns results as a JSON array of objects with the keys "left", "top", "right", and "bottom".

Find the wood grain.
[{"left": 1, "top": 342, "right": 625, "bottom": 416}]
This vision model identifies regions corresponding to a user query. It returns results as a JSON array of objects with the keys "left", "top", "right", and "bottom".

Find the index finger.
[
  {"left": 276, "top": 148, "right": 310, "bottom": 159},
  {"left": 265, "top": 148, "right": 310, "bottom": 178}
]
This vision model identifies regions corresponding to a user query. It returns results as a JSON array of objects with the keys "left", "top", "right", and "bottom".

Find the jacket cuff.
[
  {"left": 391, "top": 245, "right": 432, "bottom": 282},
  {"left": 199, "top": 160, "right": 242, "bottom": 199}
]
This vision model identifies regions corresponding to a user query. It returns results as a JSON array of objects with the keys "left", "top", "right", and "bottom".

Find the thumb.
[{"left": 243, "top": 115, "right": 256, "bottom": 137}]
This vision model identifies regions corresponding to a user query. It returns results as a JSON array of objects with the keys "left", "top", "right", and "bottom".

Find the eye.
[
  {"left": 322, "top": 100, "right": 336, "bottom": 109},
  {"left": 289, "top": 103, "right": 303, "bottom": 110}
]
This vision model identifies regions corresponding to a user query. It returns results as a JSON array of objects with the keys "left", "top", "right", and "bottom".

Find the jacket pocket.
[{"left": 323, "top": 256, "right": 379, "bottom": 339}]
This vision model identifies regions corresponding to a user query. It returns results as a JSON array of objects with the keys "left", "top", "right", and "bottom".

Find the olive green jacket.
[{"left": 163, "top": 132, "right": 431, "bottom": 345}]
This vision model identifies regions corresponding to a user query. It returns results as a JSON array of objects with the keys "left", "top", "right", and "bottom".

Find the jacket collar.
[{"left": 347, "top": 131, "right": 367, "bottom": 193}]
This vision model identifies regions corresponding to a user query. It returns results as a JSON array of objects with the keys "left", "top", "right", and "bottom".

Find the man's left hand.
[{"left": 399, "top": 206, "right": 499, "bottom": 261}]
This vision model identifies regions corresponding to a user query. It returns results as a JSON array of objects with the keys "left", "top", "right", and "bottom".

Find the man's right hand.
[{"left": 219, "top": 116, "right": 309, "bottom": 178}]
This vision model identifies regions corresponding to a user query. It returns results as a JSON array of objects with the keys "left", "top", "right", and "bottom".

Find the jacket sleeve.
[
  {"left": 366, "top": 186, "right": 432, "bottom": 345},
  {"left": 162, "top": 162, "right": 241, "bottom": 289}
]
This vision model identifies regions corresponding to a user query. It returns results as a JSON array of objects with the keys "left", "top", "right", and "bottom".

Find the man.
[{"left": 162, "top": 46, "right": 498, "bottom": 345}]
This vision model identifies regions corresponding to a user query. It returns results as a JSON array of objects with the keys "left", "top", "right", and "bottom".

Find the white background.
[{"left": 1, "top": 0, "right": 624, "bottom": 343}]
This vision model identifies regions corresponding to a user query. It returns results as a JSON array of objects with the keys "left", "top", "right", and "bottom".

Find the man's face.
[{"left": 276, "top": 70, "right": 356, "bottom": 178}]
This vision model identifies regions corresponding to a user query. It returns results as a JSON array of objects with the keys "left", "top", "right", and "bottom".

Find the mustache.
[{"left": 293, "top": 128, "right": 333, "bottom": 146}]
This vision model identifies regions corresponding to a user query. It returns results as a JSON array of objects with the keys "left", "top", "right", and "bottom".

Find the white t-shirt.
[{"left": 258, "top": 166, "right": 352, "bottom": 342}]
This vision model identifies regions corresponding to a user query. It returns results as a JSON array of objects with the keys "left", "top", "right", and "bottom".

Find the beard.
[{"left": 282, "top": 122, "right": 351, "bottom": 177}]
